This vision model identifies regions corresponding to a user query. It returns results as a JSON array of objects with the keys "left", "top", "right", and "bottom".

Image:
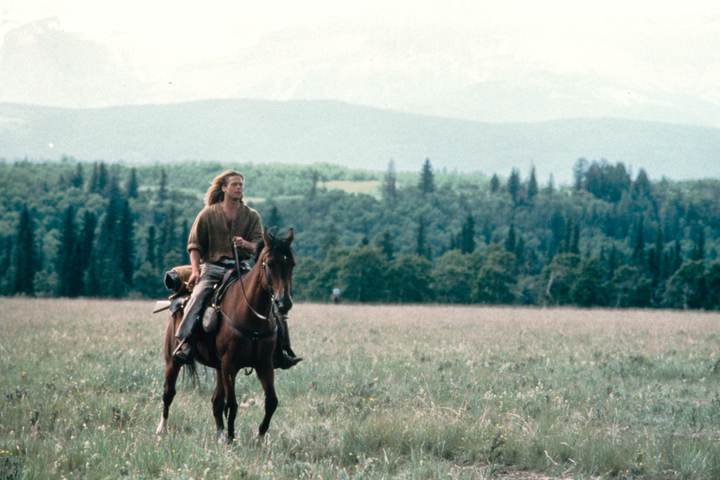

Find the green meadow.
[{"left": 1, "top": 299, "right": 719, "bottom": 479}]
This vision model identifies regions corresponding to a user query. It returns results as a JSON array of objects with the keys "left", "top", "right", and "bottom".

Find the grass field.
[{"left": 1, "top": 299, "right": 719, "bottom": 479}]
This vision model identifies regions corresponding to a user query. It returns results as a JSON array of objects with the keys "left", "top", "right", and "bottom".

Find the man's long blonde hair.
[{"left": 205, "top": 170, "right": 244, "bottom": 206}]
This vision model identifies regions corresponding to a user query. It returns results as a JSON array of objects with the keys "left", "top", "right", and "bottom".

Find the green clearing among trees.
[{"left": 1, "top": 157, "right": 719, "bottom": 308}]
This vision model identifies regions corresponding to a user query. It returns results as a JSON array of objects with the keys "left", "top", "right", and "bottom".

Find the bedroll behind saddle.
[
  {"left": 155, "top": 264, "right": 244, "bottom": 333},
  {"left": 152, "top": 265, "right": 193, "bottom": 314},
  {"left": 164, "top": 265, "right": 194, "bottom": 299}
]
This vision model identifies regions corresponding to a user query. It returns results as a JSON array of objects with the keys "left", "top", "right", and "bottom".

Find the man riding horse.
[{"left": 172, "top": 170, "right": 301, "bottom": 369}]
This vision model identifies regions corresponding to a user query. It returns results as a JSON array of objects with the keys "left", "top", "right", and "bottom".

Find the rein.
[
  {"left": 237, "top": 265, "right": 274, "bottom": 321},
  {"left": 219, "top": 308, "right": 277, "bottom": 342},
  {"left": 219, "top": 308, "right": 277, "bottom": 376},
  {"left": 234, "top": 245, "right": 274, "bottom": 321}
]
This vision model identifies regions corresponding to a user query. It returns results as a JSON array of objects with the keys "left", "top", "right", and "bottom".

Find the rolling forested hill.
[
  {"left": 1, "top": 157, "right": 718, "bottom": 309},
  {"left": 1, "top": 99, "right": 719, "bottom": 186}
]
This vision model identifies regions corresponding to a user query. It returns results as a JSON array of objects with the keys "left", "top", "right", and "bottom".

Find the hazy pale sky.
[
  {"left": 2, "top": 0, "right": 392, "bottom": 59},
  {"left": 4, "top": 0, "right": 716, "bottom": 57},
  {"left": 1, "top": 0, "right": 719, "bottom": 125}
]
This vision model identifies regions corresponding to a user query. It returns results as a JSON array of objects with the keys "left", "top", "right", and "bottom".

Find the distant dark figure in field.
[{"left": 332, "top": 287, "right": 341, "bottom": 304}]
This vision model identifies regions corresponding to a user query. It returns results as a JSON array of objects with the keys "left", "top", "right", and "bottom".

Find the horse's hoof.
[{"left": 156, "top": 418, "right": 168, "bottom": 436}]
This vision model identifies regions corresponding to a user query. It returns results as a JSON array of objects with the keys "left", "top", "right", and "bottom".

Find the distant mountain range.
[{"left": 1, "top": 99, "right": 718, "bottom": 185}]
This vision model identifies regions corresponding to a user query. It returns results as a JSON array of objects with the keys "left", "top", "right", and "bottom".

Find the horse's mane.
[{"left": 254, "top": 230, "right": 295, "bottom": 264}]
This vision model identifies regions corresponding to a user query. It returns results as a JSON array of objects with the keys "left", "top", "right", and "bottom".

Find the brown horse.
[{"left": 156, "top": 228, "right": 295, "bottom": 441}]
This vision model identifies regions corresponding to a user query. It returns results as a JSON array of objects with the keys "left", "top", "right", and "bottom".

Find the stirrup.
[
  {"left": 173, "top": 337, "right": 196, "bottom": 364},
  {"left": 278, "top": 350, "right": 302, "bottom": 369}
]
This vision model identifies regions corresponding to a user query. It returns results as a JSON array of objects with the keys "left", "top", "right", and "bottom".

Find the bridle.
[
  {"left": 219, "top": 245, "right": 286, "bottom": 335},
  {"left": 231, "top": 244, "right": 278, "bottom": 321},
  {"left": 215, "top": 247, "right": 280, "bottom": 376},
  {"left": 238, "top": 258, "right": 276, "bottom": 321}
]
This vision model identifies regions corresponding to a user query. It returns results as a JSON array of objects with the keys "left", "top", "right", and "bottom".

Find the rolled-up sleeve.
[{"left": 186, "top": 210, "right": 208, "bottom": 258}]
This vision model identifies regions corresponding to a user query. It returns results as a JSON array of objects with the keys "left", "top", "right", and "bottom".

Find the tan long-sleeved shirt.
[{"left": 187, "top": 203, "right": 263, "bottom": 264}]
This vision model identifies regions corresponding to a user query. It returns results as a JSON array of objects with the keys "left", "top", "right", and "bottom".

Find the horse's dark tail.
[{"left": 181, "top": 359, "right": 201, "bottom": 390}]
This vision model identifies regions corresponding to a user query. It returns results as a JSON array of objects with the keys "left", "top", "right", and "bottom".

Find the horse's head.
[{"left": 257, "top": 228, "right": 295, "bottom": 315}]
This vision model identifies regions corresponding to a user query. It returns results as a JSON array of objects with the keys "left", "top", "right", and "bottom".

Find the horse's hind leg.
[
  {"left": 211, "top": 371, "right": 226, "bottom": 436},
  {"left": 157, "top": 361, "right": 181, "bottom": 435},
  {"left": 257, "top": 366, "right": 278, "bottom": 436}
]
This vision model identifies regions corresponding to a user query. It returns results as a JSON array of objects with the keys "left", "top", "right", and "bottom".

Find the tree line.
[{"left": 0, "top": 157, "right": 718, "bottom": 309}]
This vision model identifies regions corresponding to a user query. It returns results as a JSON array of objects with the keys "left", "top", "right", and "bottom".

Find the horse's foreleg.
[
  {"left": 157, "top": 361, "right": 181, "bottom": 435},
  {"left": 257, "top": 365, "right": 278, "bottom": 436},
  {"left": 223, "top": 368, "right": 239, "bottom": 442}
]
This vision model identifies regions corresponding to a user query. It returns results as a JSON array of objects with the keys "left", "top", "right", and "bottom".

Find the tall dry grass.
[{"left": 0, "top": 299, "right": 719, "bottom": 479}]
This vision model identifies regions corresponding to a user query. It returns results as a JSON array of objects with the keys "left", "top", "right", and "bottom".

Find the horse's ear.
[
  {"left": 263, "top": 227, "right": 271, "bottom": 248},
  {"left": 286, "top": 228, "right": 294, "bottom": 246}
]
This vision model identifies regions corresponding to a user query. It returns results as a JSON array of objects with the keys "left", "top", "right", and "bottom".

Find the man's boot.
[
  {"left": 275, "top": 313, "right": 302, "bottom": 369},
  {"left": 172, "top": 334, "right": 197, "bottom": 364}
]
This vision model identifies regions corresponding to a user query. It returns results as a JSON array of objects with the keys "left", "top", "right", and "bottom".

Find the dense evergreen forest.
[{"left": 1, "top": 157, "right": 719, "bottom": 309}]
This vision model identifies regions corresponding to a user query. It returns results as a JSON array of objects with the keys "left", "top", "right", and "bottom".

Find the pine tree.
[
  {"left": 416, "top": 215, "right": 428, "bottom": 258},
  {"left": 267, "top": 204, "right": 281, "bottom": 229},
  {"left": 94, "top": 162, "right": 109, "bottom": 195},
  {"left": 160, "top": 206, "right": 177, "bottom": 257},
  {"left": 146, "top": 225, "right": 157, "bottom": 269},
  {"left": 550, "top": 212, "right": 565, "bottom": 255},
  {"left": 118, "top": 199, "right": 135, "bottom": 287},
  {"left": 544, "top": 174, "right": 555, "bottom": 195},
  {"left": 563, "top": 218, "right": 573, "bottom": 254},
  {"left": 507, "top": 168, "right": 521, "bottom": 204},
  {"left": 320, "top": 224, "right": 339, "bottom": 259},
  {"left": 179, "top": 219, "right": 189, "bottom": 263},
  {"left": 527, "top": 167, "right": 538, "bottom": 200},
  {"left": 607, "top": 245, "right": 618, "bottom": 276},
  {"left": 515, "top": 236, "right": 525, "bottom": 273},
  {"left": 127, "top": 167, "right": 139, "bottom": 198},
  {"left": 573, "top": 158, "right": 588, "bottom": 191},
  {"left": 570, "top": 224, "right": 580, "bottom": 255},
  {"left": 0, "top": 236, "right": 11, "bottom": 295},
  {"left": 90, "top": 196, "right": 124, "bottom": 296},
  {"left": 633, "top": 168, "right": 652, "bottom": 199},
  {"left": 158, "top": 168, "right": 168, "bottom": 202},
  {"left": 106, "top": 173, "right": 120, "bottom": 200},
  {"left": 490, "top": 174, "right": 500, "bottom": 193},
  {"left": 78, "top": 211, "right": 97, "bottom": 273},
  {"left": 156, "top": 206, "right": 182, "bottom": 272},
  {"left": 56, "top": 206, "right": 83, "bottom": 297},
  {"left": 632, "top": 217, "right": 645, "bottom": 266},
  {"left": 382, "top": 160, "right": 397, "bottom": 201},
  {"left": 309, "top": 170, "right": 319, "bottom": 198},
  {"left": 671, "top": 241, "right": 683, "bottom": 274},
  {"left": 89, "top": 163, "right": 99, "bottom": 193},
  {"left": 691, "top": 225, "right": 705, "bottom": 260},
  {"left": 649, "top": 225, "right": 664, "bottom": 281},
  {"left": 571, "top": 258, "right": 608, "bottom": 307},
  {"left": 460, "top": 214, "right": 476, "bottom": 254},
  {"left": 70, "top": 163, "right": 84, "bottom": 189},
  {"left": 379, "top": 230, "right": 394, "bottom": 261},
  {"left": 419, "top": 159, "right": 434, "bottom": 196},
  {"left": 505, "top": 224, "right": 516, "bottom": 253},
  {"left": 13, "top": 205, "right": 38, "bottom": 295}
]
